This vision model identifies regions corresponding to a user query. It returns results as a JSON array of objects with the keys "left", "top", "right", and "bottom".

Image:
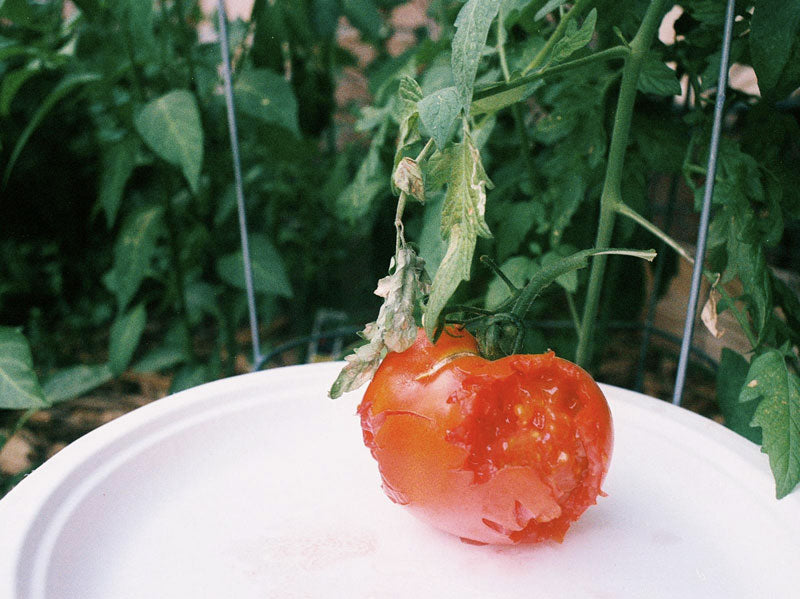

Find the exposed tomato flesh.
[{"left": 359, "top": 328, "right": 613, "bottom": 545}]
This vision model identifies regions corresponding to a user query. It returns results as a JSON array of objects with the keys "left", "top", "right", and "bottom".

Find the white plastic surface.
[{"left": 1, "top": 362, "right": 799, "bottom": 598}]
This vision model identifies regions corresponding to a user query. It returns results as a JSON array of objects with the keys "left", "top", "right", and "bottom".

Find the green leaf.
[
  {"left": 134, "top": 90, "right": 204, "bottom": 193},
  {"left": 534, "top": 0, "right": 568, "bottom": 21},
  {"left": 424, "top": 133, "right": 493, "bottom": 337},
  {"left": 341, "top": 0, "right": 384, "bottom": 39},
  {"left": 312, "top": 0, "right": 341, "bottom": 37},
  {"left": 418, "top": 193, "right": 447, "bottom": 276},
  {"left": 132, "top": 346, "right": 187, "bottom": 373},
  {"left": 0, "top": 327, "right": 47, "bottom": 410},
  {"left": 486, "top": 255, "right": 532, "bottom": 309},
  {"left": 170, "top": 363, "right": 209, "bottom": 394},
  {"left": 550, "top": 8, "right": 596, "bottom": 64},
  {"left": 109, "top": 303, "right": 147, "bottom": 376},
  {"left": 717, "top": 348, "right": 762, "bottom": 443},
  {"left": 43, "top": 364, "right": 114, "bottom": 405},
  {"left": 471, "top": 79, "right": 543, "bottom": 115},
  {"left": 0, "top": 62, "right": 42, "bottom": 117},
  {"left": 418, "top": 86, "right": 462, "bottom": 149},
  {"left": 424, "top": 224, "right": 476, "bottom": 337},
  {"left": 740, "top": 350, "right": 800, "bottom": 498},
  {"left": 496, "top": 201, "right": 542, "bottom": 261},
  {"left": 549, "top": 172, "right": 585, "bottom": 245},
  {"left": 0, "top": 0, "right": 33, "bottom": 21},
  {"left": 726, "top": 224, "right": 771, "bottom": 339},
  {"left": 395, "top": 76, "right": 424, "bottom": 118},
  {"left": 440, "top": 135, "right": 493, "bottom": 239},
  {"left": 111, "top": 0, "right": 155, "bottom": 56},
  {"left": 451, "top": 0, "right": 502, "bottom": 112},
  {"left": 637, "top": 54, "right": 681, "bottom": 96},
  {"left": 108, "top": 206, "right": 164, "bottom": 311},
  {"left": 234, "top": 69, "right": 300, "bottom": 135},
  {"left": 750, "top": 0, "right": 800, "bottom": 93},
  {"left": 185, "top": 280, "right": 221, "bottom": 324},
  {"left": 337, "top": 121, "right": 388, "bottom": 223},
  {"left": 392, "top": 77, "right": 423, "bottom": 170},
  {"left": 3, "top": 72, "right": 101, "bottom": 185},
  {"left": 216, "top": 234, "right": 293, "bottom": 298},
  {"left": 99, "top": 136, "right": 140, "bottom": 228}
]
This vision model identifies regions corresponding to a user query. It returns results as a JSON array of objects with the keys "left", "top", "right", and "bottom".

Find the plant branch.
[
  {"left": 522, "top": 0, "right": 594, "bottom": 75},
  {"left": 394, "top": 138, "right": 435, "bottom": 253},
  {"left": 575, "top": 0, "right": 670, "bottom": 367},
  {"left": 613, "top": 200, "right": 694, "bottom": 264},
  {"left": 473, "top": 45, "right": 630, "bottom": 103},
  {"left": 497, "top": 6, "right": 537, "bottom": 192}
]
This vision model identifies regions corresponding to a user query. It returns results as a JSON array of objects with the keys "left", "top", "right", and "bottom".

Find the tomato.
[{"left": 358, "top": 327, "right": 613, "bottom": 545}]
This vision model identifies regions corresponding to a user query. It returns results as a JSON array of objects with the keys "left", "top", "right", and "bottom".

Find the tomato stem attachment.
[
  {"left": 479, "top": 255, "right": 520, "bottom": 294},
  {"left": 511, "top": 248, "right": 656, "bottom": 322},
  {"left": 469, "top": 248, "right": 656, "bottom": 360}
]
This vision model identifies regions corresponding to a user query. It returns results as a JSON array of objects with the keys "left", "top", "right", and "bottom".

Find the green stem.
[
  {"left": 614, "top": 201, "right": 694, "bottom": 264},
  {"left": 522, "top": 0, "right": 594, "bottom": 75},
  {"left": 394, "top": 138, "right": 435, "bottom": 253},
  {"left": 575, "top": 0, "right": 670, "bottom": 368},
  {"left": 566, "top": 291, "right": 581, "bottom": 333},
  {"left": 511, "top": 247, "right": 656, "bottom": 320},
  {"left": 497, "top": 7, "right": 537, "bottom": 191},
  {"left": 473, "top": 46, "right": 630, "bottom": 103},
  {"left": 395, "top": 192, "right": 408, "bottom": 253}
]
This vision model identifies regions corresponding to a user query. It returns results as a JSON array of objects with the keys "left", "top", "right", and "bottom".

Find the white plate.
[{"left": 1, "top": 362, "right": 798, "bottom": 598}]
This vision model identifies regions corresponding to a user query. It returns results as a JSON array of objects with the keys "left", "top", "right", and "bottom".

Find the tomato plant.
[
  {"left": 328, "top": 0, "right": 800, "bottom": 534},
  {"left": 359, "top": 327, "right": 612, "bottom": 544}
]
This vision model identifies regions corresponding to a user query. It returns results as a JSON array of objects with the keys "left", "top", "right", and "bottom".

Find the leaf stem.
[
  {"left": 497, "top": 6, "right": 537, "bottom": 191},
  {"left": 473, "top": 45, "right": 630, "bottom": 103},
  {"left": 613, "top": 200, "right": 760, "bottom": 350},
  {"left": 575, "top": 0, "right": 670, "bottom": 367},
  {"left": 566, "top": 290, "right": 581, "bottom": 333},
  {"left": 522, "top": 0, "right": 594, "bottom": 75},
  {"left": 480, "top": 255, "right": 521, "bottom": 293},
  {"left": 613, "top": 200, "right": 694, "bottom": 264},
  {"left": 394, "top": 138, "right": 435, "bottom": 253},
  {"left": 395, "top": 192, "right": 408, "bottom": 253}
]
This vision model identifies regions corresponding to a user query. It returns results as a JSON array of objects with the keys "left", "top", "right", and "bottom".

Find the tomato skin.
[{"left": 359, "top": 328, "right": 613, "bottom": 545}]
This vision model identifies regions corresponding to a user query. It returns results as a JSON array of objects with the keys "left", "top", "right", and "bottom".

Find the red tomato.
[{"left": 358, "top": 327, "right": 613, "bottom": 545}]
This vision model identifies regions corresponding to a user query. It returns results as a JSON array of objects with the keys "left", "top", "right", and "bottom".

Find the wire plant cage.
[{"left": 217, "top": 0, "right": 740, "bottom": 408}]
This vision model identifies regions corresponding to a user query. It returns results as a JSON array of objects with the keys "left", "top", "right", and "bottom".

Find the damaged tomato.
[{"left": 358, "top": 327, "right": 613, "bottom": 545}]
